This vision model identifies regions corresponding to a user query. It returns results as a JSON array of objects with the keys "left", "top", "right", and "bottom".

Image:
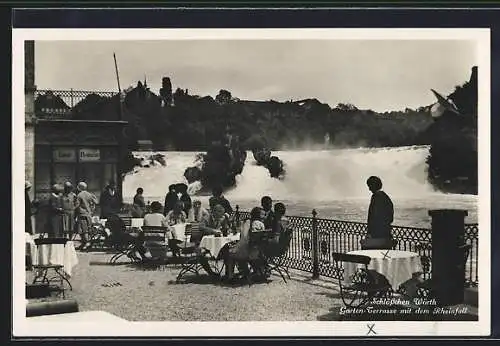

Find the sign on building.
[
  {"left": 79, "top": 148, "right": 101, "bottom": 162},
  {"left": 53, "top": 148, "right": 76, "bottom": 162}
]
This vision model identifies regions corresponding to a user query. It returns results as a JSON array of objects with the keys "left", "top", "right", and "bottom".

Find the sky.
[{"left": 34, "top": 40, "right": 476, "bottom": 112}]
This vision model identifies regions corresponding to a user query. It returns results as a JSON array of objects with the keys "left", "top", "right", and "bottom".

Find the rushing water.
[{"left": 122, "top": 146, "right": 477, "bottom": 228}]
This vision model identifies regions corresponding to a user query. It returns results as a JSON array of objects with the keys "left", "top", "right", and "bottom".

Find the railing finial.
[{"left": 312, "top": 209, "right": 317, "bottom": 217}]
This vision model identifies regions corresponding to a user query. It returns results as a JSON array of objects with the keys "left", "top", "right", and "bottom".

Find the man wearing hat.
[
  {"left": 75, "top": 181, "right": 98, "bottom": 250},
  {"left": 99, "top": 181, "right": 122, "bottom": 219},
  {"left": 61, "top": 182, "right": 78, "bottom": 239}
]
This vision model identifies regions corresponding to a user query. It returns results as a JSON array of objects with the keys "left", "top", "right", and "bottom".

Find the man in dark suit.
[{"left": 363, "top": 176, "right": 394, "bottom": 250}]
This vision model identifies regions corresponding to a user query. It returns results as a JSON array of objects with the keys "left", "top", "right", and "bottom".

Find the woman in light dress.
[{"left": 223, "top": 207, "right": 264, "bottom": 282}]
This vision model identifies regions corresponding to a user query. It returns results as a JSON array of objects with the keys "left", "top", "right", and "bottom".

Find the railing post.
[
  {"left": 234, "top": 205, "right": 240, "bottom": 232},
  {"left": 428, "top": 209, "right": 468, "bottom": 306},
  {"left": 70, "top": 88, "right": 74, "bottom": 108},
  {"left": 312, "top": 209, "right": 319, "bottom": 279}
]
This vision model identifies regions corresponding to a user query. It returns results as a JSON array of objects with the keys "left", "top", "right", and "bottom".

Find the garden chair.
[
  {"left": 32, "top": 237, "right": 73, "bottom": 298},
  {"left": 262, "top": 228, "right": 293, "bottom": 283},
  {"left": 141, "top": 226, "right": 170, "bottom": 269},
  {"left": 176, "top": 224, "right": 215, "bottom": 282},
  {"left": 107, "top": 216, "right": 142, "bottom": 264},
  {"left": 121, "top": 216, "right": 132, "bottom": 230},
  {"left": 331, "top": 252, "right": 392, "bottom": 308}
]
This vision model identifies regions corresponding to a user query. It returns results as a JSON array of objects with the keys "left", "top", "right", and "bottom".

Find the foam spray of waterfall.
[{"left": 124, "top": 146, "right": 438, "bottom": 201}]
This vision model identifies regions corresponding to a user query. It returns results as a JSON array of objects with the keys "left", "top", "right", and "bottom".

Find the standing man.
[
  {"left": 75, "top": 181, "right": 98, "bottom": 250},
  {"left": 99, "top": 181, "right": 122, "bottom": 219},
  {"left": 363, "top": 176, "right": 394, "bottom": 250}
]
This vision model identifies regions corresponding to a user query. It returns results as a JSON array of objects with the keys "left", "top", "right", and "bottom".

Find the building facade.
[
  {"left": 26, "top": 42, "right": 128, "bottom": 232},
  {"left": 34, "top": 119, "right": 127, "bottom": 201},
  {"left": 25, "top": 41, "right": 36, "bottom": 197}
]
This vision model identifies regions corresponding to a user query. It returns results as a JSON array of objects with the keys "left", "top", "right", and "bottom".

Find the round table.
[
  {"left": 344, "top": 249, "right": 423, "bottom": 290},
  {"left": 199, "top": 234, "right": 240, "bottom": 259},
  {"left": 31, "top": 240, "right": 79, "bottom": 278}
]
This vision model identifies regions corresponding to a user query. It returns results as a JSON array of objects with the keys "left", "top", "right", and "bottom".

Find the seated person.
[
  {"left": 270, "top": 203, "right": 289, "bottom": 243},
  {"left": 144, "top": 201, "right": 180, "bottom": 257},
  {"left": 105, "top": 214, "right": 146, "bottom": 261},
  {"left": 261, "top": 196, "right": 275, "bottom": 229},
  {"left": 223, "top": 207, "right": 264, "bottom": 281},
  {"left": 200, "top": 204, "right": 230, "bottom": 237},
  {"left": 165, "top": 201, "right": 187, "bottom": 226},
  {"left": 187, "top": 199, "right": 210, "bottom": 223}
]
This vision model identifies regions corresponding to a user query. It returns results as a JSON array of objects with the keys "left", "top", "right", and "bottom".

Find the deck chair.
[
  {"left": 263, "top": 228, "right": 293, "bottom": 283},
  {"left": 175, "top": 224, "right": 214, "bottom": 282},
  {"left": 141, "top": 226, "right": 169, "bottom": 269},
  {"left": 332, "top": 252, "right": 392, "bottom": 308},
  {"left": 32, "top": 237, "right": 73, "bottom": 298}
]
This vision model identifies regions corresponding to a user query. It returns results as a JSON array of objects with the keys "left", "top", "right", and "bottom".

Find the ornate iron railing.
[
  {"left": 234, "top": 208, "right": 478, "bottom": 287},
  {"left": 35, "top": 89, "right": 119, "bottom": 118}
]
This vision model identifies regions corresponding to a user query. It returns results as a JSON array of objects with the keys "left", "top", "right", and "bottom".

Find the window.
[
  {"left": 103, "top": 163, "right": 117, "bottom": 188},
  {"left": 35, "top": 162, "right": 51, "bottom": 194},
  {"left": 53, "top": 163, "right": 76, "bottom": 186},
  {"left": 78, "top": 163, "right": 102, "bottom": 198},
  {"left": 35, "top": 146, "right": 52, "bottom": 162}
]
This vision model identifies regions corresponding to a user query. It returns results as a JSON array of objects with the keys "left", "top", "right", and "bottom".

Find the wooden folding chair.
[
  {"left": 32, "top": 237, "right": 73, "bottom": 298},
  {"left": 141, "top": 226, "right": 169, "bottom": 269},
  {"left": 332, "top": 252, "right": 392, "bottom": 308},
  {"left": 176, "top": 224, "right": 214, "bottom": 282}
]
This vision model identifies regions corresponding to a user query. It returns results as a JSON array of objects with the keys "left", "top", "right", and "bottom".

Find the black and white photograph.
[{"left": 13, "top": 28, "right": 490, "bottom": 337}]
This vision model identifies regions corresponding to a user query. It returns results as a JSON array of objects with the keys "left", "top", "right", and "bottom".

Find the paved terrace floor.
[{"left": 26, "top": 251, "right": 478, "bottom": 322}]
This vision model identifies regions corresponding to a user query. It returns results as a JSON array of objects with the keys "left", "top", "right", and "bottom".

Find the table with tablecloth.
[
  {"left": 26, "top": 234, "right": 79, "bottom": 277},
  {"left": 343, "top": 249, "right": 423, "bottom": 290},
  {"left": 199, "top": 234, "right": 240, "bottom": 259}
]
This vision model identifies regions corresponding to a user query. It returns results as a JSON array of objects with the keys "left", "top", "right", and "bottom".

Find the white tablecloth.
[
  {"left": 200, "top": 234, "right": 240, "bottom": 258},
  {"left": 27, "top": 310, "right": 128, "bottom": 322},
  {"left": 30, "top": 240, "right": 79, "bottom": 277},
  {"left": 170, "top": 223, "right": 188, "bottom": 241},
  {"left": 25, "top": 232, "right": 36, "bottom": 258},
  {"left": 343, "top": 249, "right": 423, "bottom": 290},
  {"left": 131, "top": 218, "right": 144, "bottom": 228}
]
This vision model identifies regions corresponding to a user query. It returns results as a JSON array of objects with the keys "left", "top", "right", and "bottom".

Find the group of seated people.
[
  {"left": 222, "top": 198, "right": 290, "bottom": 283},
  {"left": 103, "top": 192, "right": 291, "bottom": 283}
]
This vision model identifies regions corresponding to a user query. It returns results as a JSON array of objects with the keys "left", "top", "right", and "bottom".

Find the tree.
[
  {"left": 334, "top": 103, "right": 358, "bottom": 112},
  {"left": 215, "top": 89, "right": 232, "bottom": 105},
  {"left": 159, "top": 77, "right": 173, "bottom": 106}
]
